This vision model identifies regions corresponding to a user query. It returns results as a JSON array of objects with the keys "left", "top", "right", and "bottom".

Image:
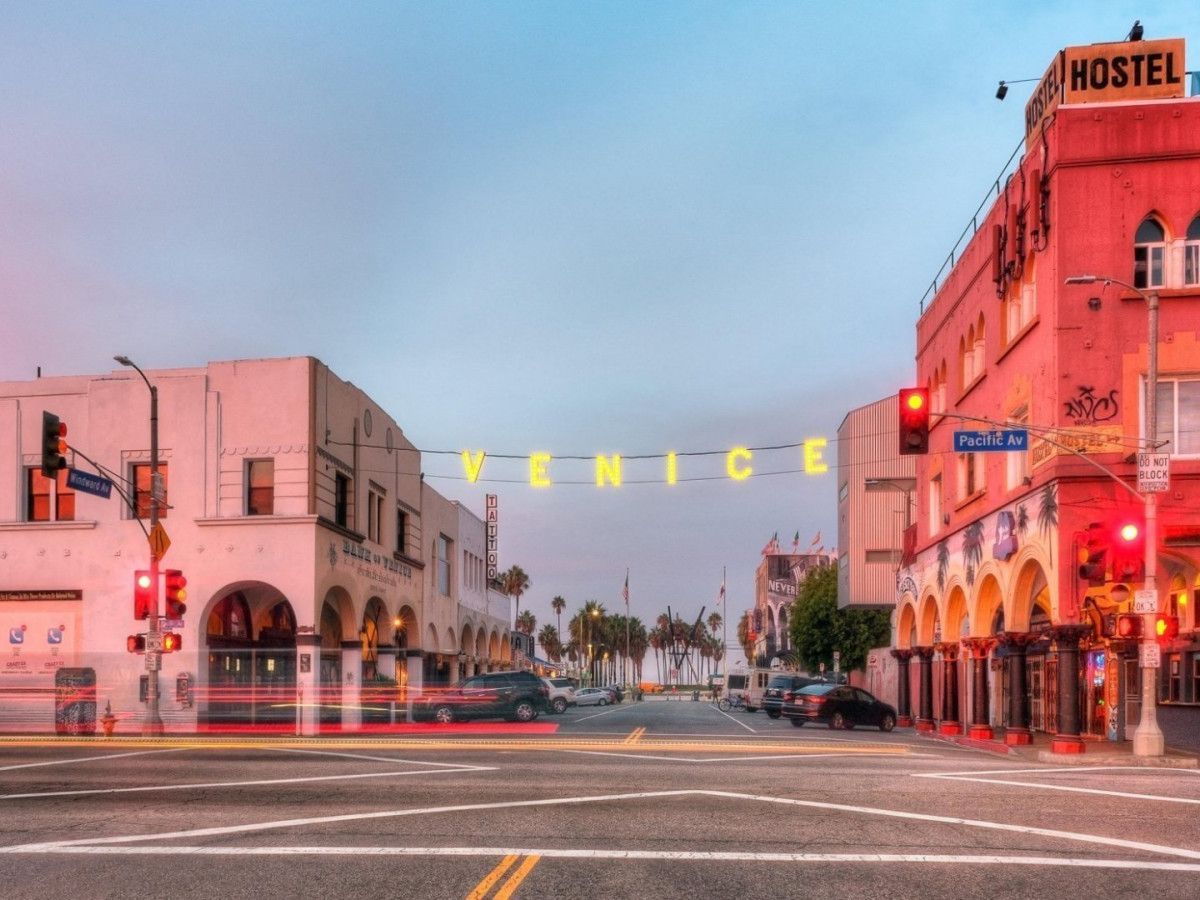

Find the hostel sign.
[{"left": 1025, "top": 38, "right": 1186, "bottom": 148}]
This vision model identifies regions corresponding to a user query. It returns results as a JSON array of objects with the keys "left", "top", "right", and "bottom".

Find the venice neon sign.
[{"left": 459, "top": 439, "right": 829, "bottom": 487}]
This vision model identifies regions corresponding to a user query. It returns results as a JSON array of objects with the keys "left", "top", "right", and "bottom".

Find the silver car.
[{"left": 574, "top": 687, "right": 614, "bottom": 707}]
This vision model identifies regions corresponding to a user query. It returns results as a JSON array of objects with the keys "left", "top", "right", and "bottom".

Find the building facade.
[
  {"left": 751, "top": 539, "right": 834, "bottom": 667},
  {"left": 888, "top": 36, "right": 1200, "bottom": 748},
  {"left": 0, "top": 357, "right": 512, "bottom": 734}
]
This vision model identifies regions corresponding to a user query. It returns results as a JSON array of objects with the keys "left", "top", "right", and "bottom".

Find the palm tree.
[
  {"left": 537, "top": 624, "right": 561, "bottom": 662},
  {"left": 515, "top": 609, "right": 537, "bottom": 636},
  {"left": 648, "top": 626, "right": 665, "bottom": 685},
  {"left": 737, "top": 611, "right": 754, "bottom": 665},
  {"left": 551, "top": 595, "right": 566, "bottom": 641},
  {"left": 502, "top": 565, "right": 530, "bottom": 628},
  {"left": 707, "top": 611, "right": 722, "bottom": 639}
]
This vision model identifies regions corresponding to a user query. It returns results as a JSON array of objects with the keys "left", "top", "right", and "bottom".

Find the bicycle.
[{"left": 716, "top": 694, "right": 747, "bottom": 712}]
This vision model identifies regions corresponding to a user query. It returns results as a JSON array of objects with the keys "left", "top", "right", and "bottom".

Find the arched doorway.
[
  {"left": 319, "top": 601, "right": 343, "bottom": 725},
  {"left": 203, "top": 586, "right": 296, "bottom": 727}
]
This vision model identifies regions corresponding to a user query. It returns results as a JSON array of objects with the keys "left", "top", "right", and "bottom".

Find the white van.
[{"left": 723, "top": 667, "right": 773, "bottom": 712}]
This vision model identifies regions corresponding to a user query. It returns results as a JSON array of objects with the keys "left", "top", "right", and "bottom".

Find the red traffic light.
[
  {"left": 133, "top": 570, "right": 154, "bottom": 620},
  {"left": 1112, "top": 517, "right": 1146, "bottom": 583},
  {"left": 898, "top": 388, "right": 930, "bottom": 455},
  {"left": 1155, "top": 614, "right": 1179, "bottom": 645},
  {"left": 1118, "top": 523, "right": 1140, "bottom": 543},
  {"left": 127, "top": 634, "right": 146, "bottom": 654},
  {"left": 41, "top": 411, "right": 68, "bottom": 478},
  {"left": 1114, "top": 614, "right": 1142, "bottom": 639},
  {"left": 162, "top": 632, "right": 183, "bottom": 653},
  {"left": 164, "top": 569, "right": 187, "bottom": 618},
  {"left": 1078, "top": 522, "right": 1107, "bottom": 585}
]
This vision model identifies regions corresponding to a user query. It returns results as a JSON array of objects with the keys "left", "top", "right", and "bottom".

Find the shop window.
[
  {"left": 1133, "top": 217, "right": 1166, "bottom": 289},
  {"left": 246, "top": 459, "right": 274, "bottom": 516},
  {"left": 437, "top": 534, "right": 452, "bottom": 596},
  {"left": 396, "top": 508, "right": 407, "bottom": 555},
  {"left": 131, "top": 463, "right": 167, "bottom": 519},
  {"left": 1185, "top": 216, "right": 1200, "bottom": 286},
  {"left": 1167, "top": 655, "right": 1181, "bottom": 703},
  {"left": 334, "top": 473, "right": 350, "bottom": 527},
  {"left": 25, "top": 468, "right": 75, "bottom": 522},
  {"left": 1152, "top": 378, "right": 1200, "bottom": 457},
  {"left": 1192, "top": 656, "right": 1200, "bottom": 702}
]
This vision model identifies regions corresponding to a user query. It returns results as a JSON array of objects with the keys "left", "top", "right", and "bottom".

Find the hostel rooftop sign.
[{"left": 1025, "top": 37, "right": 1186, "bottom": 148}]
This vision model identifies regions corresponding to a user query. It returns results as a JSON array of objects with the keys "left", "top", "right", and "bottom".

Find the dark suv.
[
  {"left": 413, "top": 671, "right": 550, "bottom": 724},
  {"left": 762, "top": 674, "right": 822, "bottom": 719}
]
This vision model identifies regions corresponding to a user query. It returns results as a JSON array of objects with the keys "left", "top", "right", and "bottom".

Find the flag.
[
  {"left": 622, "top": 570, "right": 629, "bottom": 607},
  {"left": 810, "top": 531, "right": 822, "bottom": 547},
  {"left": 717, "top": 578, "right": 726, "bottom": 606},
  {"left": 792, "top": 531, "right": 800, "bottom": 551}
]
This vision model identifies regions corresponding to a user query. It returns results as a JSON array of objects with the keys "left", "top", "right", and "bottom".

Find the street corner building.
[
  {"left": 0, "top": 357, "right": 514, "bottom": 734},
  {"left": 881, "top": 34, "right": 1200, "bottom": 749}
]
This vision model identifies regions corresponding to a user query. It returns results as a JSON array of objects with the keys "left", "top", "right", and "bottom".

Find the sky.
[{"left": 2, "top": 2, "right": 1197, "bottom": 666}]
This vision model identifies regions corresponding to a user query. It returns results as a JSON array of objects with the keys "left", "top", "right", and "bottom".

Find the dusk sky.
[{"left": 3, "top": 2, "right": 1196, "bottom": 664}]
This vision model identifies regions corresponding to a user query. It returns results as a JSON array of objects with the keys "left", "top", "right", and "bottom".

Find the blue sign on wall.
[
  {"left": 66, "top": 468, "right": 113, "bottom": 499},
  {"left": 952, "top": 429, "right": 1028, "bottom": 452}
]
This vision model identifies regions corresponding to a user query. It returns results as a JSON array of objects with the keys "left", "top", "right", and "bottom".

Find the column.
[
  {"left": 295, "top": 634, "right": 321, "bottom": 737},
  {"left": 915, "top": 646, "right": 935, "bottom": 732},
  {"left": 1051, "top": 624, "right": 1091, "bottom": 754},
  {"left": 340, "top": 641, "right": 362, "bottom": 732},
  {"left": 936, "top": 643, "right": 962, "bottom": 735},
  {"left": 890, "top": 649, "right": 913, "bottom": 727},
  {"left": 1001, "top": 632, "right": 1032, "bottom": 745},
  {"left": 963, "top": 638, "right": 995, "bottom": 740},
  {"left": 403, "top": 652, "right": 424, "bottom": 723},
  {"left": 376, "top": 645, "right": 398, "bottom": 725}
]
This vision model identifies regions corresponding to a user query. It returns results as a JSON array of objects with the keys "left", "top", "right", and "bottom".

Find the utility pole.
[{"left": 116, "top": 356, "right": 164, "bottom": 736}]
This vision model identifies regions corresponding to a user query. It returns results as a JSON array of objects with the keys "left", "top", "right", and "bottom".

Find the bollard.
[{"left": 692, "top": 689, "right": 699, "bottom": 701}]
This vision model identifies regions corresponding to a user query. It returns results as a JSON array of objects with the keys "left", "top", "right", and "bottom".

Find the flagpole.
[
  {"left": 624, "top": 568, "right": 631, "bottom": 695},
  {"left": 721, "top": 566, "right": 727, "bottom": 679}
]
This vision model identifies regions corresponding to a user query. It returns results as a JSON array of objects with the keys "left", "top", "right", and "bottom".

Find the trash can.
[
  {"left": 692, "top": 689, "right": 699, "bottom": 701},
  {"left": 55, "top": 667, "right": 97, "bottom": 735}
]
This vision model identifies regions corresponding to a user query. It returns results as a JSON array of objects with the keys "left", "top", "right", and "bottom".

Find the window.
[
  {"left": 1006, "top": 408, "right": 1031, "bottom": 489},
  {"left": 1153, "top": 378, "right": 1200, "bottom": 456},
  {"left": 437, "top": 535, "right": 451, "bottom": 596},
  {"left": 246, "top": 459, "right": 274, "bottom": 515},
  {"left": 1193, "top": 656, "right": 1200, "bottom": 703},
  {"left": 334, "top": 473, "right": 349, "bottom": 527},
  {"left": 1166, "top": 655, "right": 1180, "bottom": 703},
  {"left": 958, "top": 452, "right": 984, "bottom": 498},
  {"left": 396, "top": 508, "right": 407, "bottom": 555},
  {"left": 131, "top": 463, "right": 167, "bottom": 519},
  {"left": 929, "top": 473, "right": 943, "bottom": 533},
  {"left": 367, "top": 488, "right": 384, "bottom": 543},
  {"left": 25, "top": 469, "right": 75, "bottom": 522},
  {"left": 1185, "top": 216, "right": 1200, "bottom": 286},
  {"left": 1133, "top": 217, "right": 1166, "bottom": 289}
]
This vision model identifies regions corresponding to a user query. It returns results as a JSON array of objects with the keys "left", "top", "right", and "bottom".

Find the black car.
[
  {"left": 413, "top": 670, "right": 550, "bottom": 724},
  {"left": 782, "top": 684, "right": 897, "bottom": 731},
  {"left": 762, "top": 674, "right": 822, "bottom": 719}
]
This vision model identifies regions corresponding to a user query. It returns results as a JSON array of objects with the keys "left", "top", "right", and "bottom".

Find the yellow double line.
[
  {"left": 467, "top": 854, "right": 540, "bottom": 899},
  {"left": 624, "top": 727, "right": 647, "bottom": 745}
]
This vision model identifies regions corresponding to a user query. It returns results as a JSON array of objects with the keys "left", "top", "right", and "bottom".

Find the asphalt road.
[{"left": 2, "top": 699, "right": 1199, "bottom": 899}]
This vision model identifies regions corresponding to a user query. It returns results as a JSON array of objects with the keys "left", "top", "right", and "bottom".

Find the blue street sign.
[
  {"left": 952, "top": 429, "right": 1029, "bottom": 452},
  {"left": 66, "top": 468, "right": 113, "bottom": 499}
]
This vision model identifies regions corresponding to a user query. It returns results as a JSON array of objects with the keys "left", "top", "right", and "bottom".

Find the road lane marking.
[
  {"left": 912, "top": 769, "right": 1200, "bottom": 805},
  {"left": 466, "top": 854, "right": 518, "bottom": 899},
  {"left": 710, "top": 705, "right": 757, "bottom": 733},
  {"left": 269, "top": 748, "right": 489, "bottom": 768},
  {"left": 916, "top": 765, "right": 1200, "bottom": 777},
  {"left": 558, "top": 750, "right": 888, "bottom": 764},
  {"left": 572, "top": 705, "right": 634, "bottom": 722},
  {"left": 3, "top": 846, "right": 1200, "bottom": 872},
  {"left": 7, "top": 788, "right": 1199, "bottom": 861},
  {"left": 492, "top": 854, "right": 540, "bottom": 898},
  {"left": 623, "top": 727, "right": 646, "bottom": 745},
  {"left": 0, "top": 765, "right": 495, "bottom": 801},
  {"left": 0, "top": 748, "right": 190, "bottom": 772}
]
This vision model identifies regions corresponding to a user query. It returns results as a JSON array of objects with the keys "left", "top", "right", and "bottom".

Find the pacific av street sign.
[{"left": 952, "top": 429, "right": 1028, "bottom": 452}]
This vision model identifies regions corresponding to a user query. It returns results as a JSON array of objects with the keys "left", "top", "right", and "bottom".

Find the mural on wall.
[
  {"left": 962, "top": 521, "right": 985, "bottom": 587},
  {"left": 1037, "top": 484, "right": 1058, "bottom": 568},
  {"left": 1063, "top": 386, "right": 1119, "bottom": 425},
  {"left": 993, "top": 510, "right": 1018, "bottom": 561},
  {"left": 936, "top": 540, "right": 950, "bottom": 593}
]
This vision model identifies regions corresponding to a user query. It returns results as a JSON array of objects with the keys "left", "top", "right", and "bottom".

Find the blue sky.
[{"left": 2, "top": 2, "right": 1197, "bottom": 663}]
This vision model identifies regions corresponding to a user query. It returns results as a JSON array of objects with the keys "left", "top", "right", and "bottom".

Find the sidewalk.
[{"left": 914, "top": 727, "right": 1199, "bottom": 767}]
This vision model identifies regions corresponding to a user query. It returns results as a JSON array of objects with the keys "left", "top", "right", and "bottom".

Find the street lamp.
[
  {"left": 1064, "top": 274, "right": 1163, "bottom": 757},
  {"left": 114, "top": 355, "right": 164, "bottom": 736}
]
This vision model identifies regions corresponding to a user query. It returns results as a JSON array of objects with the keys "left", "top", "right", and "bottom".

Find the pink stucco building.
[{"left": 0, "top": 357, "right": 511, "bottom": 734}]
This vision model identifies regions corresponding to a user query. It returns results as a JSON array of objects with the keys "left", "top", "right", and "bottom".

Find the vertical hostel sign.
[
  {"left": 485, "top": 494, "right": 498, "bottom": 580},
  {"left": 1025, "top": 37, "right": 1186, "bottom": 149}
]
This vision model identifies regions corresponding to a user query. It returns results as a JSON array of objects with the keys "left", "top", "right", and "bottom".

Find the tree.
[
  {"left": 537, "top": 624, "right": 561, "bottom": 662},
  {"left": 790, "top": 565, "right": 890, "bottom": 675},
  {"left": 502, "top": 565, "right": 530, "bottom": 628},
  {"left": 551, "top": 595, "right": 566, "bottom": 641},
  {"left": 516, "top": 609, "right": 537, "bottom": 636},
  {"left": 736, "top": 611, "right": 754, "bottom": 665}
]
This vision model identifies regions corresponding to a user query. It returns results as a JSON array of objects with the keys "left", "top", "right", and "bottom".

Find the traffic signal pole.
[{"left": 116, "top": 356, "right": 164, "bottom": 736}]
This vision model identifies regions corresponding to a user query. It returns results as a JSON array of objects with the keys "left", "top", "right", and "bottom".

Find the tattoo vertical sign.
[{"left": 485, "top": 494, "right": 498, "bottom": 581}]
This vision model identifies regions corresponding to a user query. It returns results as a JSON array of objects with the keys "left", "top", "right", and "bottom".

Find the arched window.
[
  {"left": 1185, "top": 216, "right": 1200, "bottom": 286},
  {"left": 958, "top": 336, "right": 970, "bottom": 391},
  {"left": 1134, "top": 217, "right": 1166, "bottom": 289},
  {"left": 974, "top": 313, "right": 985, "bottom": 375}
]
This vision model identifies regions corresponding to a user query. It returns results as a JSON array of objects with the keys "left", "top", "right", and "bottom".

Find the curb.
[
  {"left": 1034, "top": 751, "right": 1199, "bottom": 768},
  {"left": 915, "top": 730, "right": 1016, "bottom": 756}
]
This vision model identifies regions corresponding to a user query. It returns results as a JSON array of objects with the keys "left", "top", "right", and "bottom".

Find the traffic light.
[
  {"left": 1115, "top": 614, "right": 1143, "bottom": 639},
  {"left": 41, "top": 411, "right": 68, "bottom": 478},
  {"left": 898, "top": 388, "right": 930, "bottom": 455},
  {"left": 162, "top": 632, "right": 182, "bottom": 653},
  {"left": 1077, "top": 522, "right": 1107, "bottom": 585},
  {"left": 1112, "top": 518, "right": 1145, "bottom": 583},
  {"left": 1154, "top": 614, "right": 1179, "bottom": 645},
  {"left": 163, "top": 569, "right": 187, "bottom": 618},
  {"left": 134, "top": 570, "right": 154, "bottom": 620},
  {"left": 127, "top": 634, "right": 146, "bottom": 654}
]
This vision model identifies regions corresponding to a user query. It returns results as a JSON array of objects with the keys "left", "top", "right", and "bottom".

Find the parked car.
[
  {"left": 762, "top": 674, "right": 822, "bottom": 719},
  {"left": 413, "top": 671, "right": 550, "bottom": 723},
  {"left": 544, "top": 677, "right": 576, "bottom": 714},
  {"left": 575, "top": 687, "right": 614, "bottom": 707},
  {"left": 782, "top": 684, "right": 897, "bottom": 731}
]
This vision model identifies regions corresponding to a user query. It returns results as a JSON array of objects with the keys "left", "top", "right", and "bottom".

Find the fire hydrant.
[{"left": 100, "top": 701, "right": 116, "bottom": 737}]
